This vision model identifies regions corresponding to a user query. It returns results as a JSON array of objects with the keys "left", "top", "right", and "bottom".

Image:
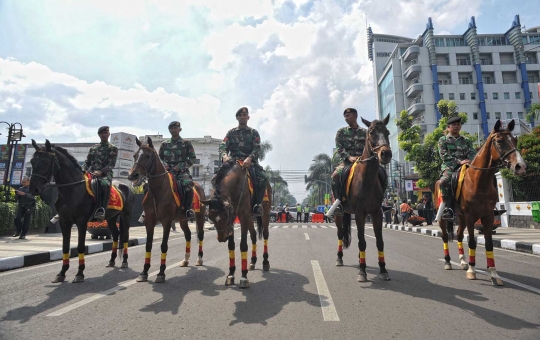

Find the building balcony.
[
  {"left": 404, "top": 63, "right": 421, "bottom": 80},
  {"left": 405, "top": 83, "right": 423, "bottom": 98},
  {"left": 407, "top": 98, "right": 425, "bottom": 116},
  {"left": 402, "top": 45, "right": 420, "bottom": 62}
]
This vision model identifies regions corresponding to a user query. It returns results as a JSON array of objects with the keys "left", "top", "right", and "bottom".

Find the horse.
[
  {"left": 434, "top": 119, "right": 526, "bottom": 286},
  {"left": 28, "top": 140, "right": 133, "bottom": 283},
  {"left": 127, "top": 137, "right": 207, "bottom": 283},
  {"left": 201, "top": 160, "right": 272, "bottom": 288},
  {"left": 334, "top": 115, "right": 392, "bottom": 282}
]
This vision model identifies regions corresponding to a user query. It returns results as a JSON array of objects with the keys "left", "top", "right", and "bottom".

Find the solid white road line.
[
  {"left": 439, "top": 259, "right": 540, "bottom": 295},
  {"left": 365, "top": 235, "right": 376, "bottom": 239},
  {"left": 272, "top": 226, "right": 279, "bottom": 229},
  {"left": 47, "top": 262, "right": 183, "bottom": 316},
  {"left": 311, "top": 260, "right": 340, "bottom": 322},
  {"left": 305, "top": 233, "right": 310, "bottom": 240}
]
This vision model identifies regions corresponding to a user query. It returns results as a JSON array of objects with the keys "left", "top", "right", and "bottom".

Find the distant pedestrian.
[
  {"left": 324, "top": 205, "right": 329, "bottom": 223},
  {"left": 304, "top": 205, "right": 310, "bottom": 223},
  {"left": 284, "top": 205, "right": 290, "bottom": 223},
  {"left": 277, "top": 204, "right": 283, "bottom": 223},
  {"left": 296, "top": 203, "right": 302, "bottom": 222},
  {"left": 423, "top": 194, "right": 434, "bottom": 225},
  {"left": 383, "top": 199, "right": 392, "bottom": 224},
  {"left": 400, "top": 199, "right": 412, "bottom": 226},
  {"left": 14, "top": 177, "right": 36, "bottom": 239},
  {"left": 417, "top": 201, "right": 424, "bottom": 219}
]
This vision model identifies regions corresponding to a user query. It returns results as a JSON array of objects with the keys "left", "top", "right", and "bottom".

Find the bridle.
[
  {"left": 133, "top": 147, "right": 168, "bottom": 179},
  {"left": 356, "top": 130, "right": 390, "bottom": 164},
  {"left": 467, "top": 132, "right": 517, "bottom": 171},
  {"left": 31, "top": 150, "right": 85, "bottom": 188}
]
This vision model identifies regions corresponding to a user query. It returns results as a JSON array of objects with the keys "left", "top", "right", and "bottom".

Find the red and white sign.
[{"left": 405, "top": 180, "right": 422, "bottom": 191}]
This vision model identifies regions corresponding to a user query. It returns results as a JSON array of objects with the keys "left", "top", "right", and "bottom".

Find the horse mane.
[
  {"left": 52, "top": 146, "right": 83, "bottom": 171},
  {"left": 213, "top": 160, "right": 236, "bottom": 195}
]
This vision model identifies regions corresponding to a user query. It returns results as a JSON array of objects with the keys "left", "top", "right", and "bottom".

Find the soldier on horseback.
[
  {"left": 82, "top": 126, "right": 118, "bottom": 221},
  {"left": 218, "top": 107, "right": 267, "bottom": 216},
  {"left": 438, "top": 116, "right": 476, "bottom": 220},
  {"left": 159, "top": 121, "right": 196, "bottom": 219}
]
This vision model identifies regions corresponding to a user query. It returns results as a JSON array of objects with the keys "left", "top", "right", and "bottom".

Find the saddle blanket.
[
  {"left": 168, "top": 173, "right": 200, "bottom": 211},
  {"left": 236, "top": 160, "right": 269, "bottom": 201},
  {"left": 436, "top": 164, "right": 467, "bottom": 207},
  {"left": 85, "top": 173, "right": 123, "bottom": 211}
]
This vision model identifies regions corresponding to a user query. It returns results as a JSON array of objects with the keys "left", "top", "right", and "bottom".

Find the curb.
[{"left": 384, "top": 223, "right": 540, "bottom": 255}]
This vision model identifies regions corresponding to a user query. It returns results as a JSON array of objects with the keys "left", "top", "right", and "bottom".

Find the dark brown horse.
[
  {"left": 28, "top": 140, "right": 132, "bottom": 283},
  {"left": 128, "top": 137, "right": 206, "bottom": 283},
  {"left": 334, "top": 115, "right": 392, "bottom": 282},
  {"left": 201, "top": 160, "right": 272, "bottom": 288},
  {"left": 435, "top": 120, "right": 526, "bottom": 285}
]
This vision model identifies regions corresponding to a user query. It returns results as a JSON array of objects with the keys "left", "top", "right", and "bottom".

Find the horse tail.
[
  {"left": 257, "top": 216, "right": 263, "bottom": 240},
  {"left": 342, "top": 213, "right": 352, "bottom": 249},
  {"left": 447, "top": 220, "right": 454, "bottom": 242}
]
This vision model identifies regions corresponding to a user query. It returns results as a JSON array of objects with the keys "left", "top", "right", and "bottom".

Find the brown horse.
[
  {"left": 127, "top": 137, "right": 207, "bottom": 283},
  {"left": 334, "top": 115, "right": 392, "bottom": 282},
  {"left": 435, "top": 119, "right": 526, "bottom": 286},
  {"left": 201, "top": 160, "right": 272, "bottom": 288}
]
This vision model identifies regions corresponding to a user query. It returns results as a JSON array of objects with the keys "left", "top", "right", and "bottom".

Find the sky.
[{"left": 1, "top": 0, "right": 539, "bottom": 200}]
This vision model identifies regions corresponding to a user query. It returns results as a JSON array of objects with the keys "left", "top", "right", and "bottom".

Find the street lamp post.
[
  {"left": 0, "top": 122, "right": 25, "bottom": 202},
  {"left": 390, "top": 159, "right": 404, "bottom": 200}
]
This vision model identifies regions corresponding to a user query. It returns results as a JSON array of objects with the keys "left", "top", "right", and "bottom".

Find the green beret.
[
  {"left": 236, "top": 107, "right": 249, "bottom": 117},
  {"left": 343, "top": 108, "right": 357, "bottom": 115},
  {"left": 168, "top": 121, "right": 181, "bottom": 128},
  {"left": 447, "top": 116, "right": 462, "bottom": 125},
  {"left": 97, "top": 126, "right": 109, "bottom": 134}
]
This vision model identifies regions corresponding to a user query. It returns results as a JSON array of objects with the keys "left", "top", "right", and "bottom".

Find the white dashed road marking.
[{"left": 305, "top": 233, "right": 310, "bottom": 240}]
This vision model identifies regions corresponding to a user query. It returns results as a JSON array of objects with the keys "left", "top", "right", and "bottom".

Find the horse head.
[
  {"left": 128, "top": 137, "right": 158, "bottom": 183},
  {"left": 491, "top": 119, "right": 526, "bottom": 175},
  {"left": 361, "top": 114, "right": 392, "bottom": 164},
  {"left": 200, "top": 196, "right": 235, "bottom": 242},
  {"left": 29, "top": 139, "right": 60, "bottom": 195}
]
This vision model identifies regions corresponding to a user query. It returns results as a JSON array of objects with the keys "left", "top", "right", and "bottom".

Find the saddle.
[
  {"left": 339, "top": 163, "right": 388, "bottom": 201},
  {"left": 235, "top": 160, "right": 269, "bottom": 204},
  {"left": 167, "top": 173, "right": 200, "bottom": 211},
  {"left": 84, "top": 173, "right": 123, "bottom": 211},
  {"left": 450, "top": 165, "right": 468, "bottom": 201}
]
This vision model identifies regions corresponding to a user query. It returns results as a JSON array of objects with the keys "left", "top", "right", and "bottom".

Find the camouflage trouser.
[
  {"left": 439, "top": 169, "right": 452, "bottom": 199},
  {"left": 251, "top": 162, "right": 268, "bottom": 190},
  {"left": 96, "top": 175, "right": 112, "bottom": 190},
  {"left": 173, "top": 171, "right": 193, "bottom": 192}
]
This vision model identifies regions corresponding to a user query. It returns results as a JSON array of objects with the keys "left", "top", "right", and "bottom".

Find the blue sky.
[{"left": 1, "top": 0, "right": 539, "bottom": 199}]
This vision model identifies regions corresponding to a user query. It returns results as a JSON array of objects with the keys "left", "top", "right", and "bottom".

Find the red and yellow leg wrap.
[
  {"left": 229, "top": 250, "right": 235, "bottom": 268},
  {"left": 359, "top": 251, "right": 366, "bottom": 264},
  {"left": 486, "top": 251, "right": 495, "bottom": 268},
  {"left": 338, "top": 240, "right": 343, "bottom": 252},
  {"left": 112, "top": 241, "right": 118, "bottom": 253},
  {"left": 198, "top": 240, "right": 203, "bottom": 253},
  {"left": 457, "top": 242, "right": 464, "bottom": 255},
  {"left": 251, "top": 244, "right": 257, "bottom": 259},
  {"left": 264, "top": 239, "right": 268, "bottom": 254},
  {"left": 123, "top": 242, "right": 128, "bottom": 255},
  {"left": 377, "top": 251, "right": 385, "bottom": 263},
  {"left": 78, "top": 253, "right": 85, "bottom": 266},
  {"left": 62, "top": 253, "right": 70, "bottom": 265},
  {"left": 160, "top": 252, "right": 167, "bottom": 265},
  {"left": 186, "top": 241, "right": 191, "bottom": 255},
  {"left": 469, "top": 248, "right": 476, "bottom": 264},
  {"left": 443, "top": 242, "right": 449, "bottom": 256},
  {"left": 145, "top": 252, "right": 151, "bottom": 264},
  {"left": 241, "top": 251, "right": 248, "bottom": 271}
]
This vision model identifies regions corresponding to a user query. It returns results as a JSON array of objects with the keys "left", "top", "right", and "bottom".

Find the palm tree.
[
  {"left": 265, "top": 165, "right": 288, "bottom": 205},
  {"left": 526, "top": 103, "right": 540, "bottom": 124},
  {"left": 305, "top": 153, "right": 332, "bottom": 206},
  {"left": 259, "top": 140, "right": 273, "bottom": 162}
]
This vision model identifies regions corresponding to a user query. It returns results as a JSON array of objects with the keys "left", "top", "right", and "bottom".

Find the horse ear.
[
  {"left": 383, "top": 114, "right": 390, "bottom": 126},
  {"left": 147, "top": 137, "right": 154, "bottom": 149},
  {"left": 136, "top": 137, "right": 142, "bottom": 147},
  {"left": 494, "top": 120, "right": 502, "bottom": 132},
  {"left": 507, "top": 119, "right": 515, "bottom": 132},
  {"left": 45, "top": 139, "right": 52, "bottom": 152},
  {"left": 32, "top": 139, "right": 40, "bottom": 150},
  {"left": 361, "top": 117, "right": 372, "bottom": 128}
]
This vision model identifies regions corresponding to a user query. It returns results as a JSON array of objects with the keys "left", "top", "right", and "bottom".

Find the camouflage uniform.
[
  {"left": 438, "top": 134, "right": 476, "bottom": 199},
  {"left": 159, "top": 137, "right": 196, "bottom": 192}
]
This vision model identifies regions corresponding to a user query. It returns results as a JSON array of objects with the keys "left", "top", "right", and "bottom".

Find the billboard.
[{"left": 10, "top": 144, "right": 28, "bottom": 185}]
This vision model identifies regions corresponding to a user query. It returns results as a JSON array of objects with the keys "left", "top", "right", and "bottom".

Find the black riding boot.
[
  {"left": 252, "top": 185, "right": 265, "bottom": 217},
  {"left": 184, "top": 189, "right": 195, "bottom": 220},
  {"left": 442, "top": 193, "right": 454, "bottom": 220},
  {"left": 94, "top": 186, "right": 110, "bottom": 221},
  {"left": 330, "top": 181, "right": 343, "bottom": 216}
]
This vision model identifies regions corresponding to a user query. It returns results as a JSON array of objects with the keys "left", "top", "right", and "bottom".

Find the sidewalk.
[
  {"left": 384, "top": 222, "right": 540, "bottom": 255},
  {"left": 0, "top": 223, "right": 215, "bottom": 272}
]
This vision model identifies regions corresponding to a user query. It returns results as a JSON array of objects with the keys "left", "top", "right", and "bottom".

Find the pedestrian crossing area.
[{"left": 266, "top": 224, "right": 372, "bottom": 229}]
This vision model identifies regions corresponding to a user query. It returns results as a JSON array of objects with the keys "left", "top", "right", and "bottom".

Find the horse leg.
[
  {"left": 179, "top": 219, "right": 191, "bottom": 267},
  {"left": 249, "top": 227, "right": 257, "bottom": 270},
  {"left": 440, "top": 220, "right": 452, "bottom": 270},
  {"left": 239, "top": 225, "right": 250, "bottom": 288},
  {"left": 137, "top": 221, "right": 155, "bottom": 282},
  {"left": 465, "top": 221, "right": 477, "bottom": 280},
  {"left": 262, "top": 217, "right": 270, "bottom": 271},
  {"left": 456, "top": 216, "right": 468, "bottom": 270},
  {"left": 196, "top": 213, "right": 204, "bottom": 266},
  {"left": 155, "top": 220, "right": 173, "bottom": 283},
  {"left": 106, "top": 217, "right": 119, "bottom": 268},
  {"left": 356, "top": 214, "right": 368, "bottom": 282},
  {"left": 52, "top": 219, "right": 73, "bottom": 283},
  {"left": 335, "top": 215, "right": 344, "bottom": 266},
  {"left": 120, "top": 214, "right": 130, "bottom": 269},
  {"left": 482, "top": 216, "right": 503, "bottom": 286},
  {"left": 72, "top": 221, "right": 87, "bottom": 283},
  {"left": 225, "top": 235, "right": 236, "bottom": 286},
  {"left": 372, "top": 211, "right": 390, "bottom": 281}
]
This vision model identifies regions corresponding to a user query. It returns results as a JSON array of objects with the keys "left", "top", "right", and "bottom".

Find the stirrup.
[
  {"left": 252, "top": 204, "right": 263, "bottom": 217},
  {"left": 186, "top": 209, "right": 195, "bottom": 219},
  {"left": 442, "top": 208, "right": 454, "bottom": 220},
  {"left": 94, "top": 208, "right": 106, "bottom": 221},
  {"left": 138, "top": 212, "right": 145, "bottom": 223},
  {"left": 333, "top": 205, "right": 344, "bottom": 216}
]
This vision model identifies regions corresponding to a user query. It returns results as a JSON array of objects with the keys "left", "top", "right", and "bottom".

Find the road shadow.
[
  {"left": 362, "top": 268, "right": 540, "bottom": 331},
  {"left": 1, "top": 265, "right": 139, "bottom": 324},
  {"left": 229, "top": 268, "right": 321, "bottom": 326}
]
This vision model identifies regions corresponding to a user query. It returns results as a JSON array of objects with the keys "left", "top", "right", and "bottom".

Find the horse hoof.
[
  {"left": 357, "top": 274, "right": 368, "bottom": 282},
  {"left": 155, "top": 275, "right": 166, "bottom": 283},
  {"left": 379, "top": 273, "right": 391, "bottom": 281},
  {"left": 72, "top": 276, "right": 84, "bottom": 283},
  {"left": 491, "top": 277, "right": 504, "bottom": 286},
  {"left": 52, "top": 275, "right": 66, "bottom": 283},
  {"left": 249, "top": 263, "right": 256, "bottom": 270},
  {"left": 460, "top": 264, "right": 469, "bottom": 270},
  {"left": 106, "top": 261, "right": 115, "bottom": 268},
  {"left": 336, "top": 259, "right": 344, "bottom": 266},
  {"left": 121, "top": 262, "right": 128, "bottom": 269},
  {"left": 239, "top": 277, "right": 250, "bottom": 289},
  {"left": 263, "top": 264, "right": 270, "bottom": 271},
  {"left": 136, "top": 274, "right": 148, "bottom": 282},
  {"left": 195, "top": 259, "right": 203, "bottom": 266},
  {"left": 225, "top": 275, "right": 235, "bottom": 286},
  {"left": 180, "top": 260, "right": 189, "bottom": 267},
  {"left": 444, "top": 263, "right": 452, "bottom": 270},
  {"left": 466, "top": 272, "right": 476, "bottom": 280}
]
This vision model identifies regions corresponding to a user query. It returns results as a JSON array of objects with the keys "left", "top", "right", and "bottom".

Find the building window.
[
  {"left": 493, "top": 92, "right": 499, "bottom": 100},
  {"left": 482, "top": 76, "right": 493, "bottom": 84},
  {"left": 518, "top": 112, "right": 524, "bottom": 119},
  {"left": 515, "top": 92, "right": 521, "bottom": 99},
  {"left": 504, "top": 92, "right": 510, "bottom": 99},
  {"left": 495, "top": 112, "right": 501, "bottom": 119},
  {"left": 459, "top": 77, "right": 472, "bottom": 84},
  {"left": 473, "top": 112, "right": 478, "bottom": 120},
  {"left": 440, "top": 93, "right": 444, "bottom": 99},
  {"left": 192, "top": 167, "right": 200, "bottom": 177},
  {"left": 449, "top": 93, "right": 455, "bottom": 100},
  {"left": 460, "top": 93, "right": 465, "bottom": 100},
  {"left": 194, "top": 159, "right": 201, "bottom": 164},
  {"left": 471, "top": 93, "right": 476, "bottom": 100},
  {"left": 506, "top": 112, "right": 512, "bottom": 119},
  {"left": 484, "top": 93, "right": 488, "bottom": 99},
  {"left": 487, "top": 112, "right": 490, "bottom": 119}
]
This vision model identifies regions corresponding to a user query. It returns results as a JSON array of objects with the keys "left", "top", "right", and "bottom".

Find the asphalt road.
[{"left": 1, "top": 223, "right": 539, "bottom": 340}]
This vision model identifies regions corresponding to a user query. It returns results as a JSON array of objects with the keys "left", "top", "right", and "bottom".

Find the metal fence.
[{"left": 510, "top": 172, "right": 540, "bottom": 202}]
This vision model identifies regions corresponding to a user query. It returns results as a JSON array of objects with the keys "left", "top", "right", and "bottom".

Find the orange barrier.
[{"left": 312, "top": 213, "right": 324, "bottom": 223}]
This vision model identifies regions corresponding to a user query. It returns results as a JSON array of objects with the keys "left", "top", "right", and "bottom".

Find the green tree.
[
  {"left": 525, "top": 103, "right": 540, "bottom": 123},
  {"left": 259, "top": 140, "right": 273, "bottom": 162},
  {"left": 265, "top": 165, "right": 288, "bottom": 204},
  {"left": 397, "top": 100, "right": 476, "bottom": 190},
  {"left": 305, "top": 153, "right": 332, "bottom": 206}
]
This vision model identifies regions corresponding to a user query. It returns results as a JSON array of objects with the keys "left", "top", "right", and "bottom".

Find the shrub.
[{"left": 0, "top": 200, "right": 53, "bottom": 234}]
